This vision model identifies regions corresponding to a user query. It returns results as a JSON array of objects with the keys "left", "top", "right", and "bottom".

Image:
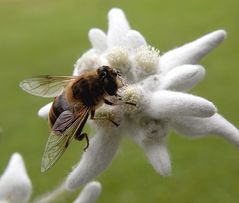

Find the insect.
[{"left": 20, "top": 65, "right": 132, "bottom": 172}]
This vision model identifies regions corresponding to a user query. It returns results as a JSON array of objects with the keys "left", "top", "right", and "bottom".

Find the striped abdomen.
[{"left": 48, "top": 93, "right": 71, "bottom": 128}]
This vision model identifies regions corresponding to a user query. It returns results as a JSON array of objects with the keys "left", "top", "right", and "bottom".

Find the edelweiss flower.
[{"left": 38, "top": 8, "right": 239, "bottom": 191}]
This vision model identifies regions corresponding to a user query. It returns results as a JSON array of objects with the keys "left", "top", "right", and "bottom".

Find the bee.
[{"left": 20, "top": 65, "right": 133, "bottom": 172}]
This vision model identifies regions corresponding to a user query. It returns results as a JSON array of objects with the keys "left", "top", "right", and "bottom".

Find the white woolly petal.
[
  {"left": 127, "top": 119, "right": 171, "bottom": 176},
  {"left": 138, "top": 74, "right": 162, "bottom": 92},
  {"left": 72, "top": 67, "right": 79, "bottom": 77},
  {"left": 0, "top": 153, "right": 32, "bottom": 203},
  {"left": 160, "top": 30, "right": 227, "bottom": 73},
  {"left": 160, "top": 65, "right": 205, "bottom": 91},
  {"left": 126, "top": 30, "right": 147, "bottom": 52},
  {"left": 144, "top": 90, "right": 217, "bottom": 119},
  {"left": 88, "top": 28, "right": 107, "bottom": 52},
  {"left": 142, "top": 136, "right": 171, "bottom": 176},
  {"left": 107, "top": 8, "right": 130, "bottom": 47},
  {"left": 170, "top": 114, "right": 239, "bottom": 146},
  {"left": 38, "top": 102, "right": 52, "bottom": 119},
  {"left": 33, "top": 184, "right": 67, "bottom": 203},
  {"left": 65, "top": 128, "right": 122, "bottom": 190},
  {"left": 73, "top": 181, "right": 102, "bottom": 203},
  {"left": 73, "top": 49, "right": 105, "bottom": 76}
]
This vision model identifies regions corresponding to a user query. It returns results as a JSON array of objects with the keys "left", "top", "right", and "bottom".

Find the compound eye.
[
  {"left": 100, "top": 70, "right": 107, "bottom": 78},
  {"left": 98, "top": 66, "right": 109, "bottom": 79}
]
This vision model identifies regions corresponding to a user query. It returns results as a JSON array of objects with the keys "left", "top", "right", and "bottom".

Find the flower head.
[{"left": 38, "top": 8, "right": 239, "bottom": 191}]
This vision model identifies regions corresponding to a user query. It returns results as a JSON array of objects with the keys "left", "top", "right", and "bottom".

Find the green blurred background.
[{"left": 0, "top": 0, "right": 239, "bottom": 202}]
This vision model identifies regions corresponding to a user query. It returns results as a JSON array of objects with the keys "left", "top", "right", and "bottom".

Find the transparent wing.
[
  {"left": 41, "top": 107, "right": 90, "bottom": 172},
  {"left": 20, "top": 75, "right": 77, "bottom": 98}
]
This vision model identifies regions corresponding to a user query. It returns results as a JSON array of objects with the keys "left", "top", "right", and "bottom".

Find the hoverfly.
[{"left": 20, "top": 65, "right": 131, "bottom": 172}]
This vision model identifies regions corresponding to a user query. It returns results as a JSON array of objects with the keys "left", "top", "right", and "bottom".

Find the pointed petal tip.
[
  {"left": 107, "top": 8, "right": 130, "bottom": 47},
  {"left": 8, "top": 152, "right": 29, "bottom": 174},
  {"left": 88, "top": 28, "right": 105, "bottom": 39},
  {"left": 126, "top": 30, "right": 147, "bottom": 50},
  {"left": 170, "top": 113, "right": 239, "bottom": 147},
  {"left": 8, "top": 153, "right": 25, "bottom": 170},
  {"left": 108, "top": 8, "right": 125, "bottom": 17},
  {"left": 73, "top": 181, "right": 102, "bottom": 203},
  {"left": 87, "top": 181, "right": 102, "bottom": 190},
  {"left": 38, "top": 102, "right": 52, "bottom": 119},
  {"left": 209, "top": 29, "right": 227, "bottom": 44},
  {"left": 0, "top": 153, "right": 32, "bottom": 203},
  {"left": 88, "top": 28, "right": 107, "bottom": 52},
  {"left": 160, "top": 29, "right": 228, "bottom": 72},
  {"left": 108, "top": 8, "right": 127, "bottom": 25},
  {"left": 146, "top": 142, "right": 172, "bottom": 176},
  {"left": 214, "top": 29, "right": 227, "bottom": 39},
  {"left": 11, "top": 152, "right": 23, "bottom": 161},
  {"left": 200, "top": 100, "right": 217, "bottom": 118}
]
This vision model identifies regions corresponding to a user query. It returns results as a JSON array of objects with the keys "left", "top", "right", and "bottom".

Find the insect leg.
[
  {"left": 104, "top": 98, "right": 136, "bottom": 107},
  {"left": 74, "top": 132, "right": 89, "bottom": 151},
  {"left": 104, "top": 98, "right": 115, "bottom": 105},
  {"left": 84, "top": 133, "right": 89, "bottom": 151},
  {"left": 90, "top": 110, "right": 119, "bottom": 127},
  {"left": 125, "top": 101, "right": 136, "bottom": 106},
  {"left": 115, "top": 93, "right": 122, "bottom": 100}
]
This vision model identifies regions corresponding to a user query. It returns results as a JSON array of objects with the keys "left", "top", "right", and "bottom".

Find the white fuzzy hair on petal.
[
  {"left": 73, "top": 181, "right": 102, "bottom": 203},
  {"left": 107, "top": 8, "right": 130, "bottom": 48},
  {"left": 126, "top": 30, "right": 147, "bottom": 52},
  {"left": 88, "top": 28, "right": 107, "bottom": 53},
  {"left": 170, "top": 114, "right": 239, "bottom": 146},
  {"left": 128, "top": 118, "right": 171, "bottom": 176},
  {"left": 0, "top": 153, "right": 32, "bottom": 203},
  {"left": 38, "top": 102, "right": 52, "bottom": 119},
  {"left": 65, "top": 128, "right": 122, "bottom": 190},
  {"left": 160, "top": 64, "right": 205, "bottom": 91},
  {"left": 160, "top": 30, "right": 227, "bottom": 73},
  {"left": 144, "top": 90, "right": 217, "bottom": 119}
]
